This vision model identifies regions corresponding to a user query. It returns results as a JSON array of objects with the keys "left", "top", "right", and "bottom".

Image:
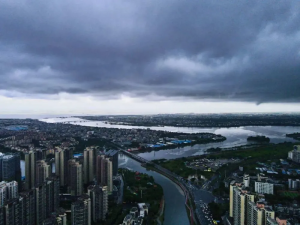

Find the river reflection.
[{"left": 137, "top": 126, "right": 299, "bottom": 161}]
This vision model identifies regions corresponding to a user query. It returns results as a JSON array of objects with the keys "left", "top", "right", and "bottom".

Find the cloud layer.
[{"left": 1, "top": 0, "right": 300, "bottom": 104}]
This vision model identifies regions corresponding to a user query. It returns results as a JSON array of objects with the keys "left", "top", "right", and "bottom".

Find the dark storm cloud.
[{"left": 0, "top": 0, "right": 300, "bottom": 103}]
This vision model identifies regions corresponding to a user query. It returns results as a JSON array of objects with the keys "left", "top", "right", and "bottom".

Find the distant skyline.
[
  {"left": 1, "top": 0, "right": 300, "bottom": 116},
  {"left": 2, "top": 94, "right": 300, "bottom": 118}
]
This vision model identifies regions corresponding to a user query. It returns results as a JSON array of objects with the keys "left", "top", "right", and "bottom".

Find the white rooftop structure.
[{"left": 138, "top": 203, "right": 148, "bottom": 218}]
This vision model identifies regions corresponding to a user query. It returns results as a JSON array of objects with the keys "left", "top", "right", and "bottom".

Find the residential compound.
[
  {"left": 0, "top": 178, "right": 61, "bottom": 225},
  {"left": 227, "top": 168, "right": 300, "bottom": 225},
  {"left": 229, "top": 180, "right": 275, "bottom": 225},
  {"left": 0, "top": 145, "right": 118, "bottom": 225}
]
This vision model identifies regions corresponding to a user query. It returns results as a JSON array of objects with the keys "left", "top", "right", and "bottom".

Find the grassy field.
[{"left": 155, "top": 158, "right": 214, "bottom": 179}]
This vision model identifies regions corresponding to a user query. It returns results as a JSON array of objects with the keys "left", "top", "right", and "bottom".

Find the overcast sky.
[{"left": 1, "top": 0, "right": 300, "bottom": 117}]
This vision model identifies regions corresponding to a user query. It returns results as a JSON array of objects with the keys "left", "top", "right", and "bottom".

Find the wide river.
[{"left": 41, "top": 117, "right": 300, "bottom": 161}]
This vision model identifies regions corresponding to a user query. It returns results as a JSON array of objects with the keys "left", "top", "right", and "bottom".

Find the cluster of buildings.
[
  {"left": 0, "top": 119, "right": 163, "bottom": 225},
  {"left": 226, "top": 170, "right": 300, "bottom": 225},
  {"left": 122, "top": 203, "right": 148, "bottom": 225},
  {"left": 0, "top": 119, "right": 224, "bottom": 156},
  {"left": 0, "top": 145, "right": 119, "bottom": 225},
  {"left": 221, "top": 145, "right": 300, "bottom": 225},
  {"left": 0, "top": 177, "right": 62, "bottom": 224},
  {"left": 228, "top": 178, "right": 276, "bottom": 225}
]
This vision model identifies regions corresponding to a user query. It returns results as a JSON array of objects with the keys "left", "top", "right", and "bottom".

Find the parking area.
[{"left": 187, "top": 158, "right": 241, "bottom": 172}]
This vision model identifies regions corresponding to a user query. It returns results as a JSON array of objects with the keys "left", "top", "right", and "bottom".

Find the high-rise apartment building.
[
  {"left": 19, "top": 189, "right": 36, "bottom": 225},
  {"left": 0, "top": 181, "right": 18, "bottom": 207},
  {"left": 46, "top": 176, "right": 60, "bottom": 215},
  {"left": 230, "top": 181, "right": 275, "bottom": 225},
  {"left": 36, "top": 183, "right": 47, "bottom": 224},
  {"left": 6, "top": 181, "right": 18, "bottom": 200},
  {"left": 13, "top": 153, "right": 21, "bottom": 190},
  {"left": 34, "top": 178, "right": 59, "bottom": 224},
  {"left": 0, "top": 178, "right": 60, "bottom": 225},
  {"left": 0, "top": 153, "right": 3, "bottom": 181},
  {"left": 83, "top": 147, "right": 96, "bottom": 184},
  {"left": 4, "top": 198, "right": 20, "bottom": 225},
  {"left": 264, "top": 207, "right": 275, "bottom": 224},
  {"left": 247, "top": 201, "right": 264, "bottom": 225},
  {"left": 36, "top": 160, "right": 51, "bottom": 186},
  {"left": 68, "top": 159, "right": 83, "bottom": 196},
  {"left": 55, "top": 148, "right": 73, "bottom": 186},
  {"left": 87, "top": 185, "right": 108, "bottom": 222},
  {"left": 96, "top": 155, "right": 113, "bottom": 192},
  {"left": 0, "top": 183, "right": 5, "bottom": 207},
  {"left": 255, "top": 182, "right": 274, "bottom": 195},
  {"left": 71, "top": 194, "right": 91, "bottom": 225},
  {"left": 247, "top": 201, "right": 275, "bottom": 225},
  {"left": 2, "top": 155, "right": 16, "bottom": 181},
  {"left": 0, "top": 153, "right": 21, "bottom": 183},
  {"left": 35, "top": 178, "right": 61, "bottom": 224},
  {"left": 43, "top": 209, "right": 67, "bottom": 225},
  {"left": 25, "top": 151, "right": 37, "bottom": 190},
  {"left": 36, "top": 149, "right": 46, "bottom": 161},
  {"left": 105, "top": 150, "right": 118, "bottom": 176},
  {"left": 230, "top": 182, "right": 255, "bottom": 225},
  {"left": 0, "top": 204, "right": 3, "bottom": 225}
]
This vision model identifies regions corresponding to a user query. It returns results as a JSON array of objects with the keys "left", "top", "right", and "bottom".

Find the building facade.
[
  {"left": 25, "top": 151, "right": 37, "bottom": 190},
  {"left": 230, "top": 182, "right": 255, "bottom": 225},
  {"left": 68, "top": 159, "right": 83, "bottom": 196},
  {"left": 96, "top": 155, "right": 113, "bottom": 192},
  {"left": 0, "top": 181, "right": 18, "bottom": 207},
  {"left": 255, "top": 182, "right": 274, "bottom": 195},
  {"left": 36, "top": 160, "right": 51, "bottom": 186},
  {"left": 2, "top": 155, "right": 16, "bottom": 181},
  {"left": 83, "top": 147, "right": 96, "bottom": 184},
  {"left": 71, "top": 194, "right": 91, "bottom": 225},
  {"left": 55, "top": 148, "right": 73, "bottom": 186},
  {"left": 105, "top": 150, "right": 118, "bottom": 176},
  {"left": 87, "top": 185, "right": 108, "bottom": 222}
]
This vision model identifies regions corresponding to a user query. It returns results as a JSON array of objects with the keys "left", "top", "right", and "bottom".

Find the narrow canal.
[{"left": 119, "top": 153, "right": 190, "bottom": 225}]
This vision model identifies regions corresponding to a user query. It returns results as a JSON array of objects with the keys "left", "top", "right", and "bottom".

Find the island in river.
[
  {"left": 247, "top": 135, "right": 270, "bottom": 143},
  {"left": 286, "top": 132, "right": 300, "bottom": 140}
]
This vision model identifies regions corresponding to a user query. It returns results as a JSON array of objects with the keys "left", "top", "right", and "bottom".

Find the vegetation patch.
[
  {"left": 120, "top": 168, "right": 164, "bottom": 224},
  {"left": 280, "top": 191, "right": 300, "bottom": 199}
]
